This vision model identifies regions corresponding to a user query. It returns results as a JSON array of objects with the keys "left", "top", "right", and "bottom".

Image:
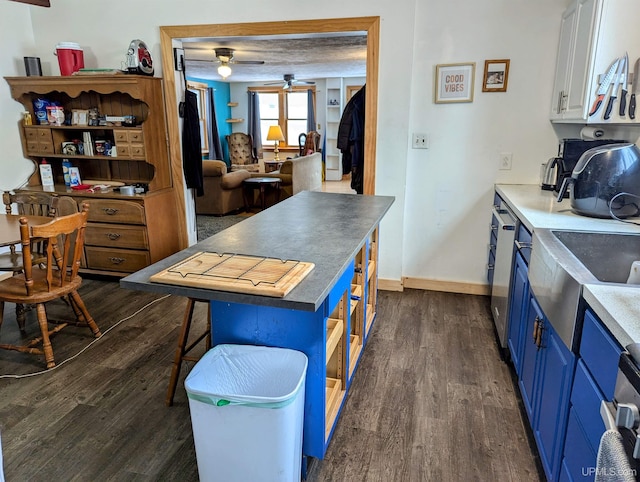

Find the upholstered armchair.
[
  {"left": 226, "top": 132, "right": 260, "bottom": 173},
  {"left": 195, "top": 160, "right": 251, "bottom": 216}
]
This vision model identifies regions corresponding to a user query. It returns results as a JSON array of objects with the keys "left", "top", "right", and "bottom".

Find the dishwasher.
[{"left": 490, "top": 199, "right": 518, "bottom": 349}]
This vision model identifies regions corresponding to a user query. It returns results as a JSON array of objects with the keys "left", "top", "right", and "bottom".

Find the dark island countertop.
[{"left": 120, "top": 191, "right": 395, "bottom": 312}]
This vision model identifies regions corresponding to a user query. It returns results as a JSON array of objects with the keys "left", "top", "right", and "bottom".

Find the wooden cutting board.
[{"left": 149, "top": 252, "right": 314, "bottom": 297}]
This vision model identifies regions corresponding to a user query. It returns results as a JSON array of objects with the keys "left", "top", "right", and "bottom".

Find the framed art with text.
[{"left": 435, "top": 63, "right": 475, "bottom": 103}]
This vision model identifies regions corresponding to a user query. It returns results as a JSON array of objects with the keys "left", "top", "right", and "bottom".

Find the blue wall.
[{"left": 187, "top": 77, "right": 232, "bottom": 164}]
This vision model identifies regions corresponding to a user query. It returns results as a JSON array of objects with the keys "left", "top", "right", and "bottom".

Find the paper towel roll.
[{"left": 581, "top": 126, "right": 606, "bottom": 140}]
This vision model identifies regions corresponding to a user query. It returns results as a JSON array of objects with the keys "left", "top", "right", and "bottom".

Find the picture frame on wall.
[
  {"left": 482, "top": 59, "right": 510, "bottom": 92},
  {"left": 434, "top": 63, "right": 475, "bottom": 103}
]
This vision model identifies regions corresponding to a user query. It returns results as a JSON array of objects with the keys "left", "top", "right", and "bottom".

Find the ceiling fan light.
[{"left": 217, "top": 63, "right": 232, "bottom": 79}]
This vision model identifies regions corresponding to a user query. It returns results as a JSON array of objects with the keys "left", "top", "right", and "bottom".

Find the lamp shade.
[
  {"left": 266, "top": 125, "right": 285, "bottom": 141},
  {"left": 217, "top": 63, "right": 232, "bottom": 79}
]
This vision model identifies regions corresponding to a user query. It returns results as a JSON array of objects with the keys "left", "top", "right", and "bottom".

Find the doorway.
[{"left": 159, "top": 17, "right": 380, "bottom": 248}]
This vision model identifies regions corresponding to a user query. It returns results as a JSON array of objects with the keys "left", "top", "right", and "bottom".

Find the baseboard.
[
  {"left": 402, "top": 276, "right": 490, "bottom": 296},
  {"left": 378, "top": 278, "right": 404, "bottom": 292}
]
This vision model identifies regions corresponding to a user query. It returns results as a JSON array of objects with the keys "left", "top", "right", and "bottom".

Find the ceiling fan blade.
[{"left": 231, "top": 60, "right": 265, "bottom": 65}]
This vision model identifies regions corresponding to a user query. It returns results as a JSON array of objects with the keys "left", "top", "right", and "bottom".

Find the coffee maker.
[{"left": 553, "top": 139, "right": 625, "bottom": 197}]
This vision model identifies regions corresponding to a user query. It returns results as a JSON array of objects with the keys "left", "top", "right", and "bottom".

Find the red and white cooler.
[{"left": 55, "top": 42, "right": 84, "bottom": 76}]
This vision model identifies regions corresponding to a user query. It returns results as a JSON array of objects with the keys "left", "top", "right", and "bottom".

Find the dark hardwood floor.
[{"left": 0, "top": 279, "right": 542, "bottom": 481}]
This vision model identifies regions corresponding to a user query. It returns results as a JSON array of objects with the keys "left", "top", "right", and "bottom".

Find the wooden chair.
[
  {"left": 0, "top": 203, "right": 101, "bottom": 369},
  {"left": 298, "top": 130, "right": 321, "bottom": 156},
  {"left": 1, "top": 191, "right": 59, "bottom": 330}
]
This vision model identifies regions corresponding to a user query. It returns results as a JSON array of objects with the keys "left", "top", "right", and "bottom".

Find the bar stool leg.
[
  {"left": 166, "top": 298, "right": 196, "bottom": 407},
  {"left": 166, "top": 298, "right": 212, "bottom": 407}
]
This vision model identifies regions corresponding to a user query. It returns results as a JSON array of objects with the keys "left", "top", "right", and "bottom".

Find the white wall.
[
  {"left": 0, "top": 0, "right": 571, "bottom": 290},
  {"left": 402, "top": 0, "right": 568, "bottom": 287},
  {"left": 0, "top": 3, "right": 38, "bottom": 191}
]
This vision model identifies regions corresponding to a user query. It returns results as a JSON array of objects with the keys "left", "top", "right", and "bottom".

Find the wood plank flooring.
[{"left": 0, "top": 279, "right": 542, "bottom": 481}]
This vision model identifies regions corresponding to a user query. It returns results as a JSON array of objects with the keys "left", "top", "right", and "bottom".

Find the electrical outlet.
[
  {"left": 412, "top": 133, "right": 429, "bottom": 149},
  {"left": 499, "top": 152, "right": 512, "bottom": 170}
]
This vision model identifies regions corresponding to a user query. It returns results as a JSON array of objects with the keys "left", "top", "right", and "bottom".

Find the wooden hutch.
[{"left": 5, "top": 75, "right": 183, "bottom": 276}]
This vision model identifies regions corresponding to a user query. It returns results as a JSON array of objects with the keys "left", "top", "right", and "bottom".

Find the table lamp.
[{"left": 266, "top": 125, "right": 285, "bottom": 161}]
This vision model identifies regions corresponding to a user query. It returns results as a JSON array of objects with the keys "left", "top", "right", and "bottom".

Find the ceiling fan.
[
  {"left": 187, "top": 47, "right": 265, "bottom": 79},
  {"left": 267, "top": 74, "right": 316, "bottom": 90}
]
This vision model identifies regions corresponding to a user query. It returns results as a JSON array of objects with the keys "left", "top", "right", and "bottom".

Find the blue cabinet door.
[
  {"left": 507, "top": 251, "right": 528, "bottom": 376},
  {"left": 535, "top": 319, "right": 576, "bottom": 481},
  {"left": 519, "top": 293, "right": 542, "bottom": 424}
]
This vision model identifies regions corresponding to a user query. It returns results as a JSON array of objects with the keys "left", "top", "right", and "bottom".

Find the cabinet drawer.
[
  {"left": 128, "top": 130, "right": 143, "bottom": 143},
  {"left": 85, "top": 223, "right": 149, "bottom": 249},
  {"left": 129, "top": 144, "right": 145, "bottom": 158},
  {"left": 84, "top": 199, "right": 145, "bottom": 225},
  {"left": 570, "top": 360, "right": 606, "bottom": 452},
  {"left": 113, "top": 130, "right": 129, "bottom": 143},
  {"left": 25, "top": 127, "right": 52, "bottom": 141},
  {"left": 561, "top": 407, "right": 597, "bottom": 482},
  {"left": 85, "top": 246, "right": 150, "bottom": 273},
  {"left": 580, "top": 308, "right": 622, "bottom": 399}
]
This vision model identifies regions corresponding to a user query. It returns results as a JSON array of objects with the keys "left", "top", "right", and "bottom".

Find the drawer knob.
[
  {"left": 106, "top": 233, "right": 121, "bottom": 240},
  {"left": 103, "top": 208, "right": 119, "bottom": 215},
  {"left": 108, "top": 257, "right": 125, "bottom": 264}
]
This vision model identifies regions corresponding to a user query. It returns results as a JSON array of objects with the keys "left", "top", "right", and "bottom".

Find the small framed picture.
[
  {"left": 435, "top": 63, "right": 475, "bottom": 103},
  {"left": 482, "top": 59, "right": 510, "bottom": 93},
  {"left": 73, "top": 109, "right": 88, "bottom": 126}
]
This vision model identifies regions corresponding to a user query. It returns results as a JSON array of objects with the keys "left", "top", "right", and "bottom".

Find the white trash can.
[{"left": 185, "top": 344, "right": 308, "bottom": 482}]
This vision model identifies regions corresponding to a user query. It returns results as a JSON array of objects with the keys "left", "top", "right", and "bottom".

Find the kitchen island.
[{"left": 120, "top": 191, "right": 394, "bottom": 460}]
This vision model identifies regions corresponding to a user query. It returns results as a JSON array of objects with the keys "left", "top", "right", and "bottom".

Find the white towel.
[{"left": 595, "top": 430, "right": 636, "bottom": 482}]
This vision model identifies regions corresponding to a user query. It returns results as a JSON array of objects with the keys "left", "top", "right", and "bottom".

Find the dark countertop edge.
[{"left": 120, "top": 192, "right": 395, "bottom": 312}]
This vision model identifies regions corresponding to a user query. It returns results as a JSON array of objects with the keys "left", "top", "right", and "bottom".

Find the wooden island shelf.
[{"left": 120, "top": 191, "right": 394, "bottom": 465}]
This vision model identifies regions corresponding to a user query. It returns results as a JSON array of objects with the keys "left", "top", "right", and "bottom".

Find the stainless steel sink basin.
[
  {"left": 529, "top": 228, "right": 640, "bottom": 351},
  {"left": 551, "top": 230, "right": 640, "bottom": 284}
]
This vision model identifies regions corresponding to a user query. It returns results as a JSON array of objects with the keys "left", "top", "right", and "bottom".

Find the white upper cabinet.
[{"left": 550, "top": 0, "right": 640, "bottom": 124}]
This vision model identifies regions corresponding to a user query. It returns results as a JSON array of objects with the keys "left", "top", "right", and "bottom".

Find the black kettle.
[{"left": 541, "top": 157, "right": 561, "bottom": 191}]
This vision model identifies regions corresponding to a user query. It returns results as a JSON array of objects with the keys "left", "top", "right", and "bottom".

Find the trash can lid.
[{"left": 185, "top": 344, "right": 308, "bottom": 406}]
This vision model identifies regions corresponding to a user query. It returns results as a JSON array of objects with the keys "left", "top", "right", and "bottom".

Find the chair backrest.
[
  {"left": 226, "top": 132, "right": 256, "bottom": 165},
  {"left": 3, "top": 191, "right": 59, "bottom": 217},
  {"left": 19, "top": 203, "right": 89, "bottom": 295},
  {"left": 299, "top": 131, "right": 321, "bottom": 156}
]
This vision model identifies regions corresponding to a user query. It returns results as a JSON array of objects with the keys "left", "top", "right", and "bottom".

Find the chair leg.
[
  {"left": 15, "top": 303, "right": 27, "bottom": 332},
  {"left": 0, "top": 301, "right": 4, "bottom": 329},
  {"left": 35, "top": 303, "right": 55, "bottom": 369},
  {"left": 166, "top": 298, "right": 197, "bottom": 407},
  {"left": 68, "top": 291, "right": 101, "bottom": 337}
]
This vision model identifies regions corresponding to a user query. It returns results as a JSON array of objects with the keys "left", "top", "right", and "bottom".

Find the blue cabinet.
[
  {"left": 560, "top": 307, "right": 622, "bottom": 481},
  {"left": 518, "top": 293, "right": 576, "bottom": 481},
  {"left": 507, "top": 251, "right": 529, "bottom": 376}
]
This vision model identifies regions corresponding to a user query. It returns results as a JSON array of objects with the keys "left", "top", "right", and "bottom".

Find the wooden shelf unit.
[
  {"left": 349, "top": 246, "right": 366, "bottom": 376},
  {"left": 5, "top": 75, "right": 180, "bottom": 276},
  {"left": 325, "top": 290, "right": 348, "bottom": 441},
  {"left": 366, "top": 227, "right": 379, "bottom": 336}
]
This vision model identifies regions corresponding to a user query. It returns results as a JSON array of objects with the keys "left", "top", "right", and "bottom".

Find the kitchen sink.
[
  {"left": 529, "top": 228, "right": 640, "bottom": 351},
  {"left": 551, "top": 230, "right": 640, "bottom": 284}
]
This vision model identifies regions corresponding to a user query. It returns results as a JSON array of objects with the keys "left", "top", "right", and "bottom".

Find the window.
[
  {"left": 250, "top": 86, "right": 315, "bottom": 147},
  {"left": 187, "top": 81, "right": 210, "bottom": 155}
]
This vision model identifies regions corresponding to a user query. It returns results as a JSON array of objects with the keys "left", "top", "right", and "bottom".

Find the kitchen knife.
[
  {"left": 630, "top": 57, "right": 640, "bottom": 119},
  {"left": 589, "top": 57, "right": 619, "bottom": 117},
  {"left": 619, "top": 52, "right": 629, "bottom": 116},
  {"left": 604, "top": 56, "right": 625, "bottom": 120}
]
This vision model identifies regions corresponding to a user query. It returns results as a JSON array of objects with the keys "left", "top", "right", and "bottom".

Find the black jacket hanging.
[
  {"left": 337, "top": 85, "right": 365, "bottom": 193},
  {"left": 181, "top": 69, "right": 204, "bottom": 196}
]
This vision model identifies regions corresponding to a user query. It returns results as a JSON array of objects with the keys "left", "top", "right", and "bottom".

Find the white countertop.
[
  {"left": 495, "top": 184, "right": 640, "bottom": 234},
  {"left": 496, "top": 184, "right": 640, "bottom": 347}
]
